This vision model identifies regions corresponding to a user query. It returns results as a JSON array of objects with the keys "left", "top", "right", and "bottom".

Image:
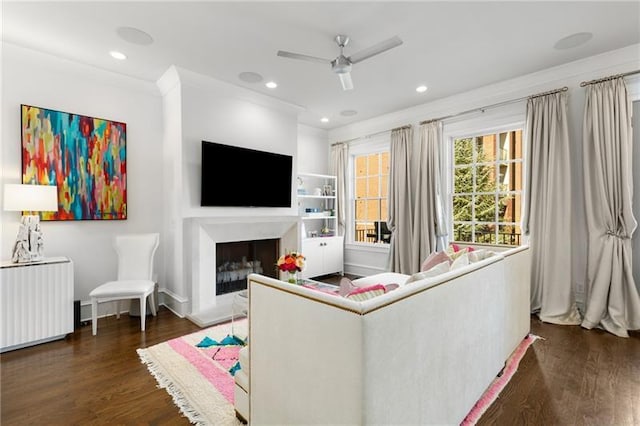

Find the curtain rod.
[
  {"left": 419, "top": 86, "right": 568, "bottom": 125},
  {"left": 331, "top": 124, "right": 411, "bottom": 146},
  {"left": 579, "top": 69, "right": 640, "bottom": 87}
]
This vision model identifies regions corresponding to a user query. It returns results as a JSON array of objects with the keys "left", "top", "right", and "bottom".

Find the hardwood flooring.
[{"left": 1, "top": 297, "right": 639, "bottom": 425}]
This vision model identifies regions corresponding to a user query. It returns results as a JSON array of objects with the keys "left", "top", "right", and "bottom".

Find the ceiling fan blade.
[
  {"left": 277, "top": 50, "right": 332, "bottom": 65},
  {"left": 348, "top": 35, "right": 403, "bottom": 64},
  {"left": 338, "top": 72, "right": 353, "bottom": 91}
]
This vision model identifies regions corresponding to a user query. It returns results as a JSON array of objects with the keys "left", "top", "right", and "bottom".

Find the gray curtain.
[
  {"left": 582, "top": 77, "right": 640, "bottom": 337},
  {"left": 388, "top": 126, "right": 414, "bottom": 273},
  {"left": 522, "top": 91, "right": 581, "bottom": 325},
  {"left": 413, "top": 122, "right": 447, "bottom": 270},
  {"left": 330, "top": 143, "right": 348, "bottom": 237}
]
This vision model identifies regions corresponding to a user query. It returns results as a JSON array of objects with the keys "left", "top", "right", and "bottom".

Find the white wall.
[
  {"left": 1, "top": 44, "right": 164, "bottom": 318},
  {"left": 156, "top": 66, "right": 304, "bottom": 315},
  {"left": 329, "top": 44, "right": 640, "bottom": 284},
  {"left": 297, "top": 124, "right": 329, "bottom": 174}
]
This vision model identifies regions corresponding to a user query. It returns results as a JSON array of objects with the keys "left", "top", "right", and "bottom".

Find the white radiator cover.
[{"left": 1, "top": 257, "right": 74, "bottom": 352}]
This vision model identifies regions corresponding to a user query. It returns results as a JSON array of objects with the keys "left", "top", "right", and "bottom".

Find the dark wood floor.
[{"left": 2, "top": 303, "right": 639, "bottom": 425}]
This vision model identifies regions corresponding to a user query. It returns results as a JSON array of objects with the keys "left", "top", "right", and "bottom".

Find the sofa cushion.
[
  {"left": 352, "top": 272, "right": 409, "bottom": 288},
  {"left": 405, "top": 260, "right": 450, "bottom": 284},
  {"left": 468, "top": 249, "right": 495, "bottom": 263},
  {"left": 420, "top": 250, "right": 452, "bottom": 271}
]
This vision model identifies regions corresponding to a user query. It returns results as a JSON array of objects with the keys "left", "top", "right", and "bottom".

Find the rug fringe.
[
  {"left": 137, "top": 348, "right": 210, "bottom": 426},
  {"left": 460, "top": 333, "right": 541, "bottom": 425}
]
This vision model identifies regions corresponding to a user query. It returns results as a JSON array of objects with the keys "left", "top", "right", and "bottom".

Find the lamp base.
[{"left": 12, "top": 215, "right": 44, "bottom": 263}]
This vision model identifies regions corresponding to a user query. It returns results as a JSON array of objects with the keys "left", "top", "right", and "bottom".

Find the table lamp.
[{"left": 3, "top": 183, "right": 58, "bottom": 263}]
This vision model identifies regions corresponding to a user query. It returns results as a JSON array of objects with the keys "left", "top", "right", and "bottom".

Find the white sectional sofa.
[{"left": 238, "top": 245, "right": 530, "bottom": 425}]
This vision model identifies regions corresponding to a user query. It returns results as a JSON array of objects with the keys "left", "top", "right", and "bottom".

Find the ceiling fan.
[{"left": 277, "top": 34, "right": 403, "bottom": 91}]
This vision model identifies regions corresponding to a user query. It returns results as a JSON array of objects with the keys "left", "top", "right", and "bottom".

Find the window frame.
[
  {"left": 443, "top": 114, "right": 527, "bottom": 247},
  {"left": 346, "top": 132, "right": 391, "bottom": 247}
]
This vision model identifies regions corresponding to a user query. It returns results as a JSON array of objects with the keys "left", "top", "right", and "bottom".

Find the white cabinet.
[
  {"left": 301, "top": 236, "right": 344, "bottom": 279},
  {"left": 297, "top": 172, "right": 343, "bottom": 278},
  {"left": 1, "top": 257, "right": 74, "bottom": 352}
]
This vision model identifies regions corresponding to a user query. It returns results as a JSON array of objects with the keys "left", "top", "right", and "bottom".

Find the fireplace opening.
[{"left": 216, "top": 238, "right": 279, "bottom": 295}]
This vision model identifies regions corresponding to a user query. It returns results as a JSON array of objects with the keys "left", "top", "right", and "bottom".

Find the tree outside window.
[{"left": 452, "top": 130, "right": 523, "bottom": 246}]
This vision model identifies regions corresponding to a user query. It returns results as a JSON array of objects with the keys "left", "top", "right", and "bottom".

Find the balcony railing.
[{"left": 454, "top": 229, "right": 521, "bottom": 246}]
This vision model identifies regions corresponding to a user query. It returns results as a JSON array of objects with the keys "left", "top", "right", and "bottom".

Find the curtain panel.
[
  {"left": 522, "top": 91, "right": 581, "bottom": 325},
  {"left": 388, "top": 126, "right": 414, "bottom": 273},
  {"left": 412, "top": 122, "right": 447, "bottom": 270},
  {"left": 582, "top": 77, "right": 640, "bottom": 337},
  {"left": 330, "top": 143, "right": 348, "bottom": 237}
]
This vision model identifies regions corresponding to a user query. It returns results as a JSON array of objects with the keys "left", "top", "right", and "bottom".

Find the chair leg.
[
  {"left": 91, "top": 298, "right": 98, "bottom": 336},
  {"left": 149, "top": 291, "right": 157, "bottom": 316},
  {"left": 140, "top": 296, "right": 146, "bottom": 331}
]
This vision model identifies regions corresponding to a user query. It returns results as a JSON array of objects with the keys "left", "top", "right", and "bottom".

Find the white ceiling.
[{"left": 4, "top": 1, "right": 640, "bottom": 130}]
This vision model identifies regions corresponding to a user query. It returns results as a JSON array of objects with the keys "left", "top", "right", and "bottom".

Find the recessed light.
[
  {"left": 265, "top": 81, "right": 277, "bottom": 89},
  {"left": 109, "top": 51, "right": 127, "bottom": 60},
  {"left": 416, "top": 85, "right": 428, "bottom": 93},
  {"left": 340, "top": 110, "right": 358, "bottom": 117},
  {"left": 321, "top": 117, "right": 329, "bottom": 123},
  {"left": 116, "top": 26, "right": 154, "bottom": 45},
  {"left": 554, "top": 32, "right": 593, "bottom": 50},
  {"left": 238, "top": 72, "right": 264, "bottom": 83}
]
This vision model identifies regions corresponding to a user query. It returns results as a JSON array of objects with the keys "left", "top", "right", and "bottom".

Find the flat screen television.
[{"left": 201, "top": 140, "right": 293, "bottom": 207}]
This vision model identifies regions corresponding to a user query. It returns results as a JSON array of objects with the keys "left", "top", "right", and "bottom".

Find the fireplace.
[
  {"left": 187, "top": 215, "right": 299, "bottom": 327},
  {"left": 216, "top": 239, "right": 278, "bottom": 295}
]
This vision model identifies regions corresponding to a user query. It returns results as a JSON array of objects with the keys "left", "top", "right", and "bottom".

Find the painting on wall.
[{"left": 21, "top": 104, "right": 127, "bottom": 220}]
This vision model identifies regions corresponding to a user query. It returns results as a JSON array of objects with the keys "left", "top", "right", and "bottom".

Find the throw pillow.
[
  {"left": 450, "top": 253, "right": 470, "bottom": 270},
  {"left": 340, "top": 277, "right": 399, "bottom": 296},
  {"left": 406, "top": 260, "right": 450, "bottom": 284},
  {"left": 446, "top": 244, "right": 475, "bottom": 261},
  {"left": 468, "top": 249, "right": 496, "bottom": 263},
  {"left": 345, "top": 284, "right": 386, "bottom": 301},
  {"left": 420, "top": 250, "right": 452, "bottom": 272}
]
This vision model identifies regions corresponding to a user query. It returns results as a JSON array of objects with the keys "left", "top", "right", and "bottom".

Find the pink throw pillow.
[
  {"left": 345, "top": 284, "right": 386, "bottom": 301},
  {"left": 421, "top": 250, "right": 452, "bottom": 272}
]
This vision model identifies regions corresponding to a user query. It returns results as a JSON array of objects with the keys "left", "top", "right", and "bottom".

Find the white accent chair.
[{"left": 90, "top": 233, "right": 159, "bottom": 336}]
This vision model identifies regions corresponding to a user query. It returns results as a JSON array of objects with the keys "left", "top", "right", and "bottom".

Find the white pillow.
[
  {"left": 450, "top": 253, "right": 470, "bottom": 270},
  {"left": 468, "top": 249, "right": 496, "bottom": 263},
  {"left": 405, "top": 260, "right": 450, "bottom": 284}
]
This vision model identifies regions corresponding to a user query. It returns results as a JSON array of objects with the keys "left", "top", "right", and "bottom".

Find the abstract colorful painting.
[{"left": 21, "top": 104, "right": 127, "bottom": 220}]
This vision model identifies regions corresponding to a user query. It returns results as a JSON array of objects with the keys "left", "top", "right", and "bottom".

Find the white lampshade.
[{"left": 3, "top": 184, "right": 58, "bottom": 212}]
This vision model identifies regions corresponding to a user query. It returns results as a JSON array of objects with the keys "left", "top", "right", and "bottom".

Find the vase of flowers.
[{"left": 276, "top": 251, "right": 305, "bottom": 284}]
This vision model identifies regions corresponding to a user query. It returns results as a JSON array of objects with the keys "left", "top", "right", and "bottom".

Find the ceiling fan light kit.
[{"left": 277, "top": 34, "right": 403, "bottom": 91}]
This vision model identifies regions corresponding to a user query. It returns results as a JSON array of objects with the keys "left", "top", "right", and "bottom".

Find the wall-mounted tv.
[{"left": 201, "top": 140, "right": 293, "bottom": 207}]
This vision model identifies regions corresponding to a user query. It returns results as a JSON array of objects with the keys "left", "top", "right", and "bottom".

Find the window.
[
  {"left": 452, "top": 129, "right": 523, "bottom": 246},
  {"left": 353, "top": 151, "right": 390, "bottom": 244}
]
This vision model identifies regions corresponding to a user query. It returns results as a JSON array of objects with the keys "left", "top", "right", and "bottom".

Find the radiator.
[{"left": 1, "top": 257, "right": 74, "bottom": 352}]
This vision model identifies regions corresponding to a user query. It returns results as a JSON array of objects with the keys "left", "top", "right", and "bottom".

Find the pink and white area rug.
[
  {"left": 137, "top": 319, "right": 247, "bottom": 426},
  {"left": 138, "top": 320, "right": 538, "bottom": 426}
]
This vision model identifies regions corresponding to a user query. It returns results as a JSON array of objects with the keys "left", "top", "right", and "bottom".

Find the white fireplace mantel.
[{"left": 187, "top": 215, "right": 299, "bottom": 326}]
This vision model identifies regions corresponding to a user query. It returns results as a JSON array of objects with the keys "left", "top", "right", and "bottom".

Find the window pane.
[
  {"left": 475, "top": 224, "right": 496, "bottom": 244},
  {"left": 381, "top": 152, "right": 390, "bottom": 175},
  {"left": 380, "top": 199, "right": 388, "bottom": 221},
  {"left": 454, "top": 138, "right": 473, "bottom": 165},
  {"left": 368, "top": 154, "right": 379, "bottom": 175},
  {"left": 355, "top": 199, "right": 366, "bottom": 221},
  {"left": 498, "top": 224, "right": 522, "bottom": 246},
  {"left": 475, "top": 134, "right": 496, "bottom": 162},
  {"left": 475, "top": 194, "right": 496, "bottom": 221},
  {"left": 355, "top": 177, "right": 366, "bottom": 198},
  {"left": 355, "top": 156, "right": 367, "bottom": 177},
  {"left": 380, "top": 176, "right": 388, "bottom": 197},
  {"left": 453, "top": 223, "right": 472, "bottom": 242},
  {"left": 476, "top": 163, "right": 496, "bottom": 192},
  {"left": 498, "top": 161, "right": 522, "bottom": 192},
  {"left": 354, "top": 222, "right": 368, "bottom": 243},
  {"left": 453, "top": 195, "right": 472, "bottom": 221},
  {"left": 498, "top": 193, "right": 522, "bottom": 223},
  {"left": 454, "top": 166, "right": 473, "bottom": 194},
  {"left": 514, "top": 130, "right": 523, "bottom": 159},
  {"left": 368, "top": 199, "right": 381, "bottom": 221},
  {"left": 367, "top": 176, "right": 379, "bottom": 197}
]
